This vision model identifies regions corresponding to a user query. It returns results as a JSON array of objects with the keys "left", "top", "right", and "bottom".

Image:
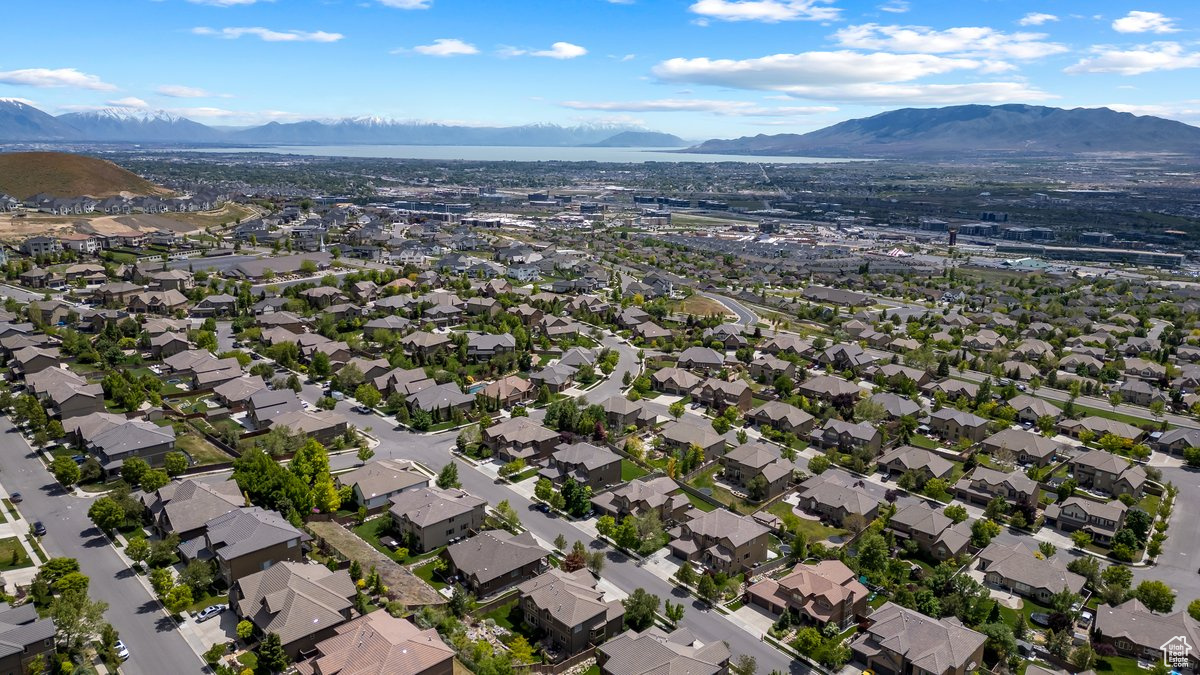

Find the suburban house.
[
  {"left": 87, "top": 418, "right": 177, "bottom": 474},
  {"left": 659, "top": 420, "right": 726, "bottom": 460},
  {"left": 796, "top": 471, "right": 881, "bottom": 527},
  {"left": 1071, "top": 449, "right": 1147, "bottom": 499},
  {"left": 443, "top": 530, "right": 549, "bottom": 597},
  {"left": 1093, "top": 599, "right": 1200, "bottom": 669},
  {"left": 231, "top": 561, "right": 356, "bottom": 659},
  {"left": 0, "top": 604, "right": 56, "bottom": 675},
  {"left": 178, "top": 506, "right": 305, "bottom": 585},
  {"left": 651, "top": 367, "right": 703, "bottom": 396},
  {"left": 480, "top": 375, "right": 534, "bottom": 408},
  {"left": 247, "top": 388, "right": 305, "bottom": 430},
  {"left": 601, "top": 395, "right": 656, "bottom": 430},
  {"left": 482, "top": 417, "right": 561, "bottom": 462},
  {"left": 798, "top": 375, "right": 862, "bottom": 406},
  {"left": 539, "top": 442, "right": 622, "bottom": 491},
  {"left": 597, "top": 626, "right": 730, "bottom": 675},
  {"left": 1058, "top": 416, "right": 1145, "bottom": 443},
  {"left": 720, "top": 441, "right": 794, "bottom": 500},
  {"left": 693, "top": 377, "right": 754, "bottom": 412},
  {"left": 976, "top": 542, "right": 1086, "bottom": 604},
  {"left": 980, "top": 428, "right": 1062, "bottom": 467},
  {"left": 887, "top": 502, "right": 973, "bottom": 561},
  {"left": 1044, "top": 497, "right": 1128, "bottom": 545},
  {"left": 293, "top": 611, "right": 454, "bottom": 675},
  {"left": 388, "top": 487, "right": 487, "bottom": 552},
  {"left": 749, "top": 354, "right": 796, "bottom": 383},
  {"left": 336, "top": 459, "right": 430, "bottom": 510},
  {"left": 953, "top": 466, "right": 1040, "bottom": 508},
  {"left": 745, "top": 559, "right": 868, "bottom": 629},
  {"left": 517, "top": 568, "right": 625, "bottom": 656},
  {"left": 877, "top": 445, "right": 955, "bottom": 481},
  {"left": 271, "top": 410, "right": 349, "bottom": 447},
  {"left": 407, "top": 383, "right": 475, "bottom": 416},
  {"left": 143, "top": 478, "right": 243, "bottom": 541},
  {"left": 669, "top": 509, "right": 771, "bottom": 574},
  {"left": 747, "top": 400, "right": 815, "bottom": 435},
  {"left": 1156, "top": 427, "right": 1200, "bottom": 457},
  {"left": 675, "top": 347, "right": 726, "bottom": 373},
  {"left": 590, "top": 476, "right": 692, "bottom": 525},
  {"left": 849, "top": 602, "right": 986, "bottom": 675},
  {"left": 807, "top": 419, "right": 883, "bottom": 456},
  {"left": 928, "top": 408, "right": 991, "bottom": 445}
]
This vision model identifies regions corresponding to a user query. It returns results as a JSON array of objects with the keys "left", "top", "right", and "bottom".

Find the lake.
[{"left": 178, "top": 144, "right": 861, "bottom": 164}]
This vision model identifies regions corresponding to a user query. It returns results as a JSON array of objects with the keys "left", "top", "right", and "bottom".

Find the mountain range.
[
  {"left": 0, "top": 100, "right": 666, "bottom": 147},
  {"left": 689, "top": 104, "right": 1200, "bottom": 157}
]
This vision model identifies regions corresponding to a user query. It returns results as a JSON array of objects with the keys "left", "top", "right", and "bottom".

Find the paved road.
[
  {"left": 701, "top": 293, "right": 759, "bottom": 326},
  {"left": 0, "top": 418, "right": 201, "bottom": 675}
]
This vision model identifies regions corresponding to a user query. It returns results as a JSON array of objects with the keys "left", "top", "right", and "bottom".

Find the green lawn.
[
  {"left": 1138, "top": 493, "right": 1161, "bottom": 516},
  {"left": 1094, "top": 655, "right": 1145, "bottom": 675},
  {"left": 766, "top": 500, "right": 848, "bottom": 542},
  {"left": 0, "top": 499, "right": 15, "bottom": 519},
  {"left": 177, "top": 433, "right": 234, "bottom": 467},
  {"left": 0, "top": 537, "right": 33, "bottom": 570},
  {"left": 412, "top": 561, "right": 448, "bottom": 590},
  {"left": 622, "top": 459, "right": 648, "bottom": 481},
  {"left": 185, "top": 587, "right": 225, "bottom": 613},
  {"left": 511, "top": 467, "right": 540, "bottom": 483},
  {"left": 909, "top": 434, "right": 940, "bottom": 450},
  {"left": 681, "top": 490, "right": 718, "bottom": 512},
  {"left": 351, "top": 518, "right": 440, "bottom": 564}
]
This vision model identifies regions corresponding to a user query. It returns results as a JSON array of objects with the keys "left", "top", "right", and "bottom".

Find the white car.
[
  {"left": 195, "top": 604, "right": 227, "bottom": 623},
  {"left": 114, "top": 640, "right": 129, "bottom": 661}
]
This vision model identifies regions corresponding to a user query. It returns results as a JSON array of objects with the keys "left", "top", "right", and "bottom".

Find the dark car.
[
  {"left": 32, "top": 522, "right": 46, "bottom": 536},
  {"left": 8, "top": 493, "right": 20, "bottom": 503}
]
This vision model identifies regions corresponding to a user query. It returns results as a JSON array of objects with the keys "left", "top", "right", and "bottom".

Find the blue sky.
[{"left": 2, "top": 0, "right": 1199, "bottom": 138}]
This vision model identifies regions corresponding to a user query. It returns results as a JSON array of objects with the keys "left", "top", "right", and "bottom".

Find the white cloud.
[
  {"left": 1112, "top": 11, "right": 1178, "bottom": 34},
  {"left": 1018, "top": 12, "right": 1058, "bottom": 26},
  {"left": 187, "top": 0, "right": 270, "bottom": 6},
  {"left": 156, "top": 84, "right": 221, "bottom": 98},
  {"left": 879, "top": 0, "right": 909, "bottom": 13},
  {"left": 533, "top": 42, "right": 587, "bottom": 59},
  {"left": 833, "top": 23, "right": 1067, "bottom": 60},
  {"left": 560, "top": 98, "right": 838, "bottom": 116},
  {"left": 687, "top": 0, "right": 839, "bottom": 23},
  {"left": 655, "top": 51, "right": 984, "bottom": 88},
  {"left": 376, "top": 0, "right": 432, "bottom": 8},
  {"left": 0, "top": 67, "right": 116, "bottom": 91},
  {"left": 652, "top": 51, "right": 1053, "bottom": 103},
  {"left": 408, "top": 38, "right": 478, "bottom": 56},
  {"left": 502, "top": 42, "right": 588, "bottom": 59},
  {"left": 605, "top": 0, "right": 635, "bottom": 4},
  {"left": 191, "top": 26, "right": 344, "bottom": 42},
  {"left": 1066, "top": 42, "right": 1200, "bottom": 75},
  {"left": 107, "top": 97, "right": 149, "bottom": 108}
]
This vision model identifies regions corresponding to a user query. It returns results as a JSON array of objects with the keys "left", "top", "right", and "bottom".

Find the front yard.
[{"left": 0, "top": 536, "right": 33, "bottom": 570}]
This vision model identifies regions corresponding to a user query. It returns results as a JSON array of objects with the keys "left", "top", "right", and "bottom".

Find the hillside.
[
  {"left": 689, "top": 104, "right": 1200, "bottom": 158},
  {"left": 0, "top": 152, "right": 162, "bottom": 199},
  {"left": 587, "top": 131, "right": 688, "bottom": 147}
]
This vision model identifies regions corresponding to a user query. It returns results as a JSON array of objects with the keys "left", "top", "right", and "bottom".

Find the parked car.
[
  {"left": 32, "top": 522, "right": 46, "bottom": 536},
  {"left": 114, "top": 640, "right": 129, "bottom": 660},
  {"left": 8, "top": 493, "right": 20, "bottom": 503},
  {"left": 195, "top": 604, "right": 227, "bottom": 623}
]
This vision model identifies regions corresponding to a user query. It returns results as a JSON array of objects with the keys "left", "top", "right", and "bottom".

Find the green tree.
[
  {"left": 1135, "top": 580, "right": 1176, "bottom": 613},
  {"left": 355, "top": 383, "right": 382, "bottom": 410},
  {"left": 163, "top": 451, "right": 189, "bottom": 477},
  {"left": 669, "top": 401, "right": 685, "bottom": 419},
  {"left": 664, "top": 599, "right": 685, "bottom": 626},
  {"left": 1071, "top": 530, "right": 1093, "bottom": 549},
  {"left": 50, "top": 589, "right": 108, "bottom": 651},
  {"left": 125, "top": 537, "right": 150, "bottom": 568},
  {"left": 944, "top": 504, "right": 968, "bottom": 523},
  {"left": 436, "top": 462, "right": 461, "bottom": 489},
  {"left": 310, "top": 351, "right": 332, "bottom": 379},
  {"left": 140, "top": 468, "right": 170, "bottom": 492},
  {"left": 675, "top": 561, "right": 696, "bottom": 587},
  {"left": 970, "top": 519, "right": 1001, "bottom": 547},
  {"left": 203, "top": 642, "right": 228, "bottom": 667},
  {"left": 236, "top": 619, "right": 255, "bottom": 642},
  {"left": 121, "top": 457, "right": 150, "bottom": 486},
  {"left": 622, "top": 588, "right": 660, "bottom": 630},
  {"left": 535, "top": 478, "right": 554, "bottom": 503},
  {"left": 356, "top": 445, "right": 375, "bottom": 464},
  {"left": 87, "top": 497, "right": 125, "bottom": 535},
  {"left": 697, "top": 574, "right": 719, "bottom": 603},
  {"left": 509, "top": 635, "right": 535, "bottom": 665},
  {"left": 163, "top": 584, "right": 194, "bottom": 615},
  {"left": 51, "top": 456, "right": 81, "bottom": 486},
  {"left": 257, "top": 632, "right": 289, "bottom": 673},
  {"left": 179, "top": 559, "right": 215, "bottom": 594}
]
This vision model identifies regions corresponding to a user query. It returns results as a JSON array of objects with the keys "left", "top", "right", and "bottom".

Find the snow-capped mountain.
[
  {"left": 0, "top": 100, "right": 668, "bottom": 147},
  {"left": 56, "top": 108, "right": 223, "bottom": 143},
  {"left": 0, "top": 99, "right": 81, "bottom": 141}
]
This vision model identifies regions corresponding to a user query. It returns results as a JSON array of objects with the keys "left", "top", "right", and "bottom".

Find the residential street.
[{"left": 0, "top": 417, "right": 200, "bottom": 675}]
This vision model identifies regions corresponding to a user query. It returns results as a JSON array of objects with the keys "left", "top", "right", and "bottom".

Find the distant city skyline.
[{"left": 2, "top": 0, "right": 1198, "bottom": 138}]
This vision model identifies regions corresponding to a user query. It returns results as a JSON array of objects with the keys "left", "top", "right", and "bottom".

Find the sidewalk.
[{"left": 0, "top": 487, "right": 43, "bottom": 593}]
